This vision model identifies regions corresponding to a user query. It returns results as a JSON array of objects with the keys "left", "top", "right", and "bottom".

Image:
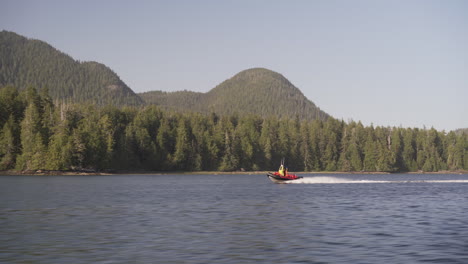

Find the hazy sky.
[{"left": 2, "top": 0, "right": 467, "bottom": 131}]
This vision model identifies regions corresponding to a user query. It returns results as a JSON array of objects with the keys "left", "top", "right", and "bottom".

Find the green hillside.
[
  {"left": 0, "top": 31, "right": 143, "bottom": 106},
  {"left": 140, "top": 68, "right": 329, "bottom": 120},
  {"left": 139, "top": 90, "right": 204, "bottom": 112}
]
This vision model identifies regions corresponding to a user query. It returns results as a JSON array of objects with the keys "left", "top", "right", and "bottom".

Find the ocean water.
[{"left": 1, "top": 173, "right": 468, "bottom": 263}]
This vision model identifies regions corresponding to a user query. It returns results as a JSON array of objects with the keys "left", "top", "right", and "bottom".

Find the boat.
[
  {"left": 267, "top": 172, "right": 303, "bottom": 184},
  {"left": 267, "top": 158, "right": 303, "bottom": 183}
]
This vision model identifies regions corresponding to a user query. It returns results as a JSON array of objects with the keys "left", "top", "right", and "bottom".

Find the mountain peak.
[
  {"left": 229, "top": 68, "right": 288, "bottom": 83},
  {"left": 235, "top": 67, "right": 281, "bottom": 76},
  {"left": 141, "top": 68, "right": 329, "bottom": 121}
]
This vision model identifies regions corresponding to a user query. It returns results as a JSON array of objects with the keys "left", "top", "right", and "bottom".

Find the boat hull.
[{"left": 267, "top": 173, "right": 303, "bottom": 184}]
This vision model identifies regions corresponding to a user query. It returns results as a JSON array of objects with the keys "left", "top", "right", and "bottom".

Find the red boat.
[
  {"left": 267, "top": 171, "right": 303, "bottom": 184},
  {"left": 267, "top": 159, "right": 303, "bottom": 183}
]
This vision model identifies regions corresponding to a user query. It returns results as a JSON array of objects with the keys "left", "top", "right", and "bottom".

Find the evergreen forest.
[
  {"left": 0, "top": 31, "right": 143, "bottom": 106},
  {"left": 1, "top": 85, "right": 467, "bottom": 173},
  {"left": 139, "top": 68, "right": 329, "bottom": 121}
]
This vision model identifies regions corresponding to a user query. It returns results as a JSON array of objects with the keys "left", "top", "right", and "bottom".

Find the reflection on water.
[{"left": 1, "top": 174, "right": 468, "bottom": 263}]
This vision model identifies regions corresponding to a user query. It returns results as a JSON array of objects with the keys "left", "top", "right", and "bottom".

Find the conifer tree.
[
  {"left": 46, "top": 122, "right": 73, "bottom": 170},
  {"left": 338, "top": 126, "right": 352, "bottom": 171},
  {"left": 446, "top": 131, "right": 464, "bottom": 170},
  {"left": 236, "top": 116, "right": 261, "bottom": 170},
  {"left": 15, "top": 88, "right": 47, "bottom": 170},
  {"left": 0, "top": 85, "right": 25, "bottom": 129},
  {"left": 173, "top": 117, "right": 192, "bottom": 170},
  {"left": 287, "top": 118, "right": 302, "bottom": 170},
  {"left": 156, "top": 118, "right": 175, "bottom": 170},
  {"left": 390, "top": 128, "right": 403, "bottom": 171},
  {"left": 299, "top": 121, "right": 312, "bottom": 171},
  {"left": 374, "top": 127, "right": 395, "bottom": 172},
  {"left": 259, "top": 118, "right": 277, "bottom": 169},
  {"left": 402, "top": 129, "right": 417, "bottom": 171},
  {"left": 321, "top": 119, "right": 341, "bottom": 171},
  {"left": 363, "top": 127, "right": 377, "bottom": 171},
  {"left": 0, "top": 115, "right": 19, "bottom": 169},
  {"left": 415, "top": 129, "right": 426, "bottom": 171},
  {"left": 219, "top": 130, "right": 239, "bottom": 171},
  {"left": 277, "top": 120, "right": 291, "bottom": 165},
  {"left": 309, "top": 120, "right": 323, "bottom": 170}
]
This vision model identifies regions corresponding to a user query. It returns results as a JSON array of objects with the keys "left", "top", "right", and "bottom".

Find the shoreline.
[{"left": 1, "top": 170, "right": 467, "bottom": 176}]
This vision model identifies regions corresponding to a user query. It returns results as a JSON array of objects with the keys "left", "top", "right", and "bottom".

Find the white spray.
[{"left": 286, "top": 176, "right": 468, "bottom": 184}]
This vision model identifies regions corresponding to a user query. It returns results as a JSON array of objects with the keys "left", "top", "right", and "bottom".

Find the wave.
[{"left": 287, "top": 177, "right": 468, "bottom": 184}]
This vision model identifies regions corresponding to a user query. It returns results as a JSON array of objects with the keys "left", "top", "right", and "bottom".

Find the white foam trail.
[
  {"left": 288, "top": 177, "right": 391, "bottom": 184},
  {"left": 287, "top": 177, "right": 468, "bottom": 184},
  {"left": 424, "top": 180, "right": 468, "bottom": 183}
]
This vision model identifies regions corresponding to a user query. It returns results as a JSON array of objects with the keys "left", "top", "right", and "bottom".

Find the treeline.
[{"left": 1, "top": 86, "right": 467, "bottom": 172}]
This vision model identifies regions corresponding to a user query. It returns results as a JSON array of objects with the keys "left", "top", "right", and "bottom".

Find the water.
[{"left": 1, "top": 173, "right": 468, "bottom": 264}]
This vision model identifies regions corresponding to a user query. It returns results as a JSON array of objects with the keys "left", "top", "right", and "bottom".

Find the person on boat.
[
  {"left": 278, "top": 164, "right": 285, "bottom": 176},
  {"left": 285, "top": 167, "right": 289, "bottom": 177}
]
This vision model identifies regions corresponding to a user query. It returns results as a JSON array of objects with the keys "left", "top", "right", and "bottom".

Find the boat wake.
[
  {"left": 287, "top": 177, "right": 389, "bottom": 184},
  {"left": 287, "top": 177, "right": 468, "bottom": 184}
]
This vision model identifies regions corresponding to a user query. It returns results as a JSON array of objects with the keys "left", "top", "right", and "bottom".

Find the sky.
[{"left": 1, "top": 0, "right": 467, "bottom": 131}]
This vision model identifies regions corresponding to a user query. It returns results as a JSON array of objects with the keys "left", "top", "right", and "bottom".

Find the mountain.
[
  {"left": 0, "top": 31, "right": 143, "bottom": 106},
  {"left": 140, "top": 68, "right": 329, "bottom": 120},
  {"left": 0, "top": 31, "right": 328, "bottom": 118},
  {"left": 455, "top": 128, "right": 468, "bottom": 135}
]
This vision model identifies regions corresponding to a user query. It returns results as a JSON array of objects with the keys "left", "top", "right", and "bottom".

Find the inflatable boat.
[{"left": 267, "top": 172, "right": 303, "bottom": 184}]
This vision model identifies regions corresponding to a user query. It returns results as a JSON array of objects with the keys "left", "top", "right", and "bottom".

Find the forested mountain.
[
  {"left": 1, "top": 85, "right": 467, "bottom": 173},
  {"left": 1, "top": 31, "right": 327, "bottom": 119},
  {"left": 0, "top": 31, "right": 143, "bottom": 106},
  {"left": 140, "top": 68, "right": 329, "bottom": 121},
  {"left": 1, "top": 32, "right": 466, "bottom": 173}
]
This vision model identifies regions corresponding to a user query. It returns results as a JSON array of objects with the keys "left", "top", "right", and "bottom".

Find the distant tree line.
[{"left": 1, "top": 85, "right": 467, "bottom": 172}]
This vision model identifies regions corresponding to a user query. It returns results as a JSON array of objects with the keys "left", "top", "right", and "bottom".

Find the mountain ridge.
[
  {"left": 1, "top": 31, "right": 329, "bottom": 120},
  {"left": 140, "top": 68, "right": 329, "bottom": 120},
  {"left": 0, "top": 30, "right": 143, "bottom": 106}
]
